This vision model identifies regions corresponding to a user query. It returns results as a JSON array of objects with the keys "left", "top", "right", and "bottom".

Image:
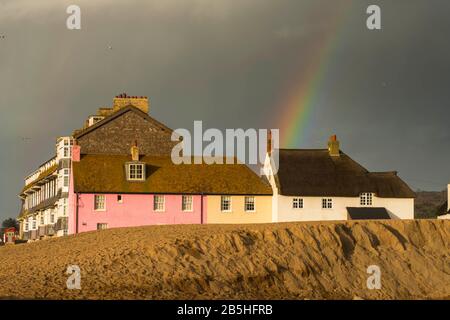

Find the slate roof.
[
  {"left": 73, "top": 105, "right": 174, "bottom": 139},
  {"left": 274, "top": 149, "right": 416, "bottom": 198},
  {"left": 436, "top": 201, "right": 449, "bottom": 216},
  {"left": 347, "top": 207, "right": 391, "bottom": 220}
]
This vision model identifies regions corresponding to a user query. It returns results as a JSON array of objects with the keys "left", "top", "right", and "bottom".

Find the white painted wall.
[
  {"left": 447, "top": 184, "right": 450, "bottom": 212},
  {"left": 275, "top": 195, "right": 414, "bottom": 221},
  {"left": 263, "top": 153, "right": 414, "bottom": 221}
]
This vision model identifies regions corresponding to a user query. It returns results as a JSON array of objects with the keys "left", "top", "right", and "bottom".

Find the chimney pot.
[
  {"left": 131, "top": 141, "right": 139, "bottom": 161},
  {"left": 72, "top": 143, "right": 81, "bottom": 162},
  {"left": 328, "top": 134, "right": 340, "bottom": 157}
]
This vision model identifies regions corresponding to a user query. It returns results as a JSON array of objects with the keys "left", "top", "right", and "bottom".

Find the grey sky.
[{"left": 1, "top": 0, "right": 449, "bottom": 220}]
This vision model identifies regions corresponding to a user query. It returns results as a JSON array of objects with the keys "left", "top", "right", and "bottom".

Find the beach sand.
[{"left": 0, "top": 219, "right": 448, "bottom": 299}]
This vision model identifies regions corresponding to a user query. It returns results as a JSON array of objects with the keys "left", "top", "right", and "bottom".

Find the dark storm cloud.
[{"left": 0, "top": 0, "right": 449, "bottom": 220}]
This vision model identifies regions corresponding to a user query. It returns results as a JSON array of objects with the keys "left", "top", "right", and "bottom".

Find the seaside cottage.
[
  {"left": 264, "top": 135, "right": 416, "bottom": 221},
  {"left": 18, "top": 92, "right": 419, "bottom": 241},
  {"left": 18, "top": 94, "right": 179, "bottom": 240},
  {"left": 19, "top": 94, "right": 273, "bottom": 239},
  {"left": 67, "top": 145, "right": 272, "bottom": 234}
]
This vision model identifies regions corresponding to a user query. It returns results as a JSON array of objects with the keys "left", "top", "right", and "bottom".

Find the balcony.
[{"left": 56, "top": 217, "right": 68, "bottom": 231}]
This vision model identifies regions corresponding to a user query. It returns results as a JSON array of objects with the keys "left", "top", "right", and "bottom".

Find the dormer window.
[{"left": 126, "top": 162, "right": 146, "bottom": 181}]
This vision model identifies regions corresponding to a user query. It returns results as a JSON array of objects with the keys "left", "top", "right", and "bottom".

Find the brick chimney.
[
  {"left": 113, "top": 93, "right": 149, "bottom": 114},
  {"left": 328, "top": 134, "right": 340, "bottom": 157},
  {"left": 72, "top": 142, "right": 81, "bottom": 162},
  {"left": 131, "top": 140, "right": 139, "bottom": 161}
]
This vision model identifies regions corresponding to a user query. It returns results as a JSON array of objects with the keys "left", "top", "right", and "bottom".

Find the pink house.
[{"left": 68, "top": 143, "right": 271, "bottom": 234}]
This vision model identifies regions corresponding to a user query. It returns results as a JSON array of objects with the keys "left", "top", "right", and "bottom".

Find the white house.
[
  {"left": 264, "top": 135, "right": 416, "bottom": 222},
  {"left": 18, "top": 136, "right": 74, "bottom": 240},
  {"left": 437, "top": 184, "right": 450, "bottom": 220}
]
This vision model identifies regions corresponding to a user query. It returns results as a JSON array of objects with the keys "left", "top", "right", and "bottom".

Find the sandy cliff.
[{"left": 0, "top": 220, "right": 448, "bottom": 299}]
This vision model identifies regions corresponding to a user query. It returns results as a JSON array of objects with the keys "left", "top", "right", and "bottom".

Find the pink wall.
[{"left": 70, "top": 193, "right": 206, "bottom": 234}]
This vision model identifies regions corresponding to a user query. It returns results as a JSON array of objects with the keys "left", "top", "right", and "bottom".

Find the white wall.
[
  {"left": 447, "top": 184, "right": 450, "bottom": 212},
  {"left": 276, "top": 195, "right": 414, "bottom": 221},
  {"left": 263, "top": 154, "right": 414, "bottom": 222}
]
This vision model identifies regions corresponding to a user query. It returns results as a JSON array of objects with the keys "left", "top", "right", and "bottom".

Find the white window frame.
[
  {"left": 221, "top": 196, "right": 232, "bottom": 212},
  {"left": 322, "top": 198, "right": 333, "bottom": 209},
  {"left": 182, "top": 195, "right": 193, "bottom": 212},
  {"left": 97, "top": 223, "right": 108, "bottom": 230},
  {"left": 292, "top": 197, "right": 304, "bottom": 209},
  {"left": 244, "top": 196, "right": 255, "bottom": 212},
  {"left": 360, "top": 192, "right": 373, "bottom": 206},
  {"left": 127, "top": 163, "right": 145, "bottom": 181},
  {"left": 153, "top": 195, "right": 165, "bottom": 212},
  {"left": 94, "top": 194, "right": 106, "bottom": 211}
]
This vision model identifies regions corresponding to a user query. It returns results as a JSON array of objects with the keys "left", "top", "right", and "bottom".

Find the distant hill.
[{"left": 415, "top": 190, "right": 447, "bottom": 219}]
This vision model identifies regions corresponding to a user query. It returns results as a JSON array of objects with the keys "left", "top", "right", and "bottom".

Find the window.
[
  {"left": 221, "top": 196, "right": 232, "bottom": 212},
  {"left": 63, "top": 169, "right": 69, "bottom": 187},
  {"left": 117, "top": 195, "right": 123, "bottom": 203},
  {"left": 63, "top": 229, "right": 68, "bottom": 236},
  {"left": 245, "top": 196, "right": 255, "bottom": 212},
  {"left": 63, "top": 147, "right": 70, "bottom": 158},
  {"left": 50, "top": 214, "right": 55, "bottom": 224},
  {"left": 360, "top": 193, "right": 373, "bottom": 206},
  {"left": 154, "top": 195, "right": 165, "bottom": 212},
  {"left": 32, "top": 218, "right": 36, "bottom": 230},
  {"left": 40, "top": 215, "right": 44, "bottom": 225},
  {"left": 97, "top": 223, "right": 108, "bottom": 230},
  {"left": 182, "top": 195, "right": 193, "bottom": 212},
  {"left": 94, "top": 195, "right": 106, "bottom": 211},
  {"left": 292, "top": 198, "right": 303, "bottom": 209},
  {"left": 127, "top": 163, "right": 145, "bottom": 181},
  {"left": 24, "top": 222, "right": 29, "bottom": 232},
  {"left": 322, "top": 198, "right": 333, "bottom": 209}
]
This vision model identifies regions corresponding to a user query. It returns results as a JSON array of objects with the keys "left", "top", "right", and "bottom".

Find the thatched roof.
[
  {"left": 73, "top": 154, "right": 272, "bottom": 195},
  {"left": 347, "top": 207, "right": 391, "bottom": 220},
  {"left": 73, "top": 105, "right": 174, "bottom": 139},
  {"left": 274, "top": 149, "right": 416, "bottom": 198}
]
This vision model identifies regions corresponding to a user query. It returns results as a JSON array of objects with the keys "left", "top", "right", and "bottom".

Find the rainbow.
[{"left": 276, "top": 1, "right": 354, "bottom": 148}]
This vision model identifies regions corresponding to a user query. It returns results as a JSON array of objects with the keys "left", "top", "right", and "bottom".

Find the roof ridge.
[{"left": 369, "top": 171, "right": 398, "bottom": 176}]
